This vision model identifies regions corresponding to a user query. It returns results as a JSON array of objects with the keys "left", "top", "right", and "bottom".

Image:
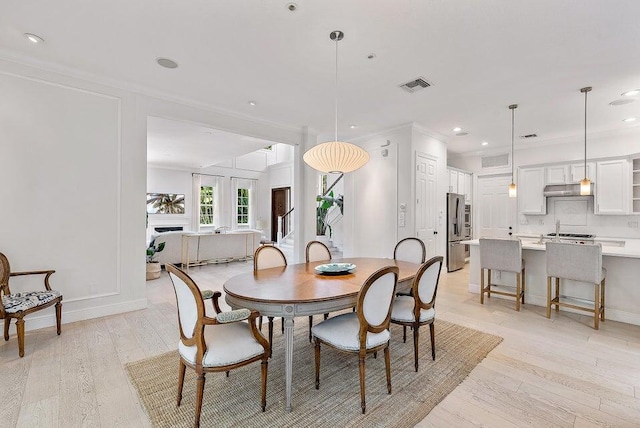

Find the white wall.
[
  {"left": 0, "top": 60, "right": 146, "bottom": 332},
  {"left": 0, "top": 58, "right": 305, "bottom": 332},
  {"left": 343, "top": 124, "right": 448, "bottom": 259}
]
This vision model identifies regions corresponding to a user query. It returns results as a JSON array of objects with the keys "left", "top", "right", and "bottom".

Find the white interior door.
[
  {"left": 477, "top": 175, "right": 516, "bottom": 238},
  {"left": 415, "top": 153, "right": 437, "bottom": 258}
]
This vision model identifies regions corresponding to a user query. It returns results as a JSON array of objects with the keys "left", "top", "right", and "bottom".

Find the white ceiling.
[
  {"left": 2, "top": 0, "right": 640, "bottom": 159},
  {"left": 147, "top": 116, "right": 276, "bottom": 169}
]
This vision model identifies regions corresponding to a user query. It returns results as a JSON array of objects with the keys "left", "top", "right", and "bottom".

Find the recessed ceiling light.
[
  {"left": 623, "top": 117, "right": 637, "bottom": 123},
  {"left": 610, "top": 99, "right": 635, "bottom": 106},
  {"left": 286, "top": 3, "right": 297, "bottom": 11},
  {"left": 24, "top": 33, "right": 44, "bottom": 44},
  {"left": 349, "top": 124, "right": 357, "bottom": 129},
  {"left": 452, "top": 127, "right": 462, "bottom": 132},
  {"left": 481, "top": 141, "right": 489, "bottom": 146},
  {"left": 156, "top": 58, "right": 178, "bottom": 69},
  {"left": 455, "top": 132, "right": 469, "bottom": 137},
  {"left": 622, "top": 89, "right": 640, "bottom": 97},
  {"left": 248, "top": 101, "right": 256, "bottom": 106},
  {"left": 367, "top": 53, "right": 376, "bottom": 60}
]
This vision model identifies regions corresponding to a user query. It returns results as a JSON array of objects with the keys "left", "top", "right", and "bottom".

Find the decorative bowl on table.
[{"left": 314, "top": 263, "right": 356, "bottom": 275}]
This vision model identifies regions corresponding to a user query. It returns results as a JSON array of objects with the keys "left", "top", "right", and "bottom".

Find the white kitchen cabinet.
[
  {"left": 545, "top": 165, "right": 569, "bottom": 184},
  {"left": 448, "top": 169, "right": 472, "bottom": 203},
  {"left": 519, "top": 167, "right": 547, "bottom": 215},
  {"left": 449, "top": 169, "right": 459, "bottom": 193},
  {"left": 569, "top": 162, "right": 595, "bottom": 183},
  {"left": 595, "top": 159, "right": 629, "bottom": 215},
  {"left": 464, "top": 173, "right": 472, "bottom": 204}
]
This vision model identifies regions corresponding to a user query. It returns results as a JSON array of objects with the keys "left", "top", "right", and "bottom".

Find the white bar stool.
[
  {"left": 545, "top": 242, "right": 606, "bottom": 329},
  {"left": 479, "top": 238, "right": 525, "bottom": 311}
]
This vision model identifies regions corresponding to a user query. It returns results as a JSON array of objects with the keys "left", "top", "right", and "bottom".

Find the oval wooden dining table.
[{"left": 223, "top": 257, "right": 422, "bottom": 412}]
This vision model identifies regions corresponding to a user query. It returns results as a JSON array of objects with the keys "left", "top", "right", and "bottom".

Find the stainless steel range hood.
[{"left": 543, "top": 183, "right": 594, "bottom": 197}]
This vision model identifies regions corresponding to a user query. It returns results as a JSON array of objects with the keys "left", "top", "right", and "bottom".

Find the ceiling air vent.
[
  {"left": 481, "top": 153, "right": 509, "bottom": 169},
  {"left": 399, "top": 77, "right": 432, "bottom": 93},
  {"left": 520, "top": 133, "right": 538, "bottom": 139}
]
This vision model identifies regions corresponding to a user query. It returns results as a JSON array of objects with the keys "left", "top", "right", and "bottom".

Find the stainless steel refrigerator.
[{"left": 447, "top": 193, "right": 470, "bottom": 272}]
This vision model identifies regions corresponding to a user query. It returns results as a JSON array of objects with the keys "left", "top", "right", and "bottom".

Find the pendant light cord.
[
  {"left": 334, "top": 36, "right": 339, "bottom": 143},
  {"left": 584, "top": 89, "right": 587, "bottom": 174},
  {"left": 511, "top": 107, "right": 515, "bottom": 182}
]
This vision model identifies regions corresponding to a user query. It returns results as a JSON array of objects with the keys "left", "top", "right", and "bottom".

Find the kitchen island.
[{"left": 464, "top": 238, "right": 640, "bottom": 326}]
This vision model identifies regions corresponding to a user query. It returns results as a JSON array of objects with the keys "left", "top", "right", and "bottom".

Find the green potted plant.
[
  {"left": 316, "top": 191, "right": 343, "bottom": 238},
  {"left": 146, "top": 242, "right": 165, "bottom": 280}
]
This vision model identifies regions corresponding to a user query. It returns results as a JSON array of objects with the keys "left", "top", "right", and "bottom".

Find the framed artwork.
[{"left": 146, "top": 193, "right": 185, "bottom": 214}]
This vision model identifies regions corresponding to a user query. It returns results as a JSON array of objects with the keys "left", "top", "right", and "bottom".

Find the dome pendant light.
[
  {"left": 580, "top": 86, "right": 592, "bottom": 196},
  {"left": 303, "top": 31, "right": 369, "bottom": 174},
  {"left": 508, "top": 104, "right": 518, "bottom": 198}
]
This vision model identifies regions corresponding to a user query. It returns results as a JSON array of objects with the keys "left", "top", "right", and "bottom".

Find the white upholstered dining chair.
[
  {"left": 390, "top": 256, "right": 443, "bottom": 371},
  {"left": 253, "top": 245, "right": 288, "bottom": 352},
  {"left": 393, "top": 237, "right": 427, "bottom": 265},
  {"left": 311, "top": 266, "right": 399, "bottom": 414},
  {"left": 305, "top": 240, "right": 332, "bottom": 341},
  {"left": 166, "top": 264, "right": 270, "bottom": 428}
]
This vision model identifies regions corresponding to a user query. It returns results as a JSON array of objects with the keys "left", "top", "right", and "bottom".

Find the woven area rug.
[{"left": 126, "top": 319, "right": 502, "bottom": 428}]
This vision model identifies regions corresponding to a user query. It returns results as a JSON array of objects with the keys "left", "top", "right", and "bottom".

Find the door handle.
[{"left": 433, "top": 231, "right": 438, "bottom": 235}]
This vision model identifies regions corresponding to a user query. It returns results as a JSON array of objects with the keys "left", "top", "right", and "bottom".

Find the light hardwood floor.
[{"left": 2, "top": 261, "right": 640, "bottom": 427}]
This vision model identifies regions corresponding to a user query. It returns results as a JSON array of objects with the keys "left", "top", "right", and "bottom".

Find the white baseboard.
[
  {"left": 469, "top": 282, "right": 640, "bottom": 326},
  {"left": 6, "top": 298, "right": 148, "bottom": 334}
]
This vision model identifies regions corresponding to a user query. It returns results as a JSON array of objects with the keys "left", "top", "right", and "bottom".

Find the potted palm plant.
[
  {"left": 316, "top": 191, "right": 343, "bottom": 239},
  {"left": 146, "top": 242, "right": 165, "bottom": 280}
]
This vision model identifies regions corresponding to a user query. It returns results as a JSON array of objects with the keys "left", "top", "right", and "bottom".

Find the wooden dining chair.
[
  {"left": 1, "top": 252, "right": 62, "bottom": 357},
  {"left": 311, "top": 266, "right": 399, "bottom": 414},
  {"left": 393, "top": 237, "right": 426, "bottom": 265},
  {"left": 390, "top": 256, "right": 443, "bottom": 371},
  {"left": 393, "top": 237, "right": 426, "bottom": 296},
  {"left": 166, "top": 264, "right": 270, "bottom": 428},
  {"left": 254, "top": 245, "right": 287, "bottom": 353},
  {"left": 305, "top": 240, "right": 332, "bottom": 342}
]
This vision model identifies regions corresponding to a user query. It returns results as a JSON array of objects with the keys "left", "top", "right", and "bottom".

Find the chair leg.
[
  {"left": 429, "top": 322, "right": 436, "bottom": 361},
  {"left": 359, "top": 355, "right": 366, "bottom": 414},
  {"left": 555, "top": 278, "right": 560, "bottom": 312},
  {"left": 413, "top": 324, "right": 420, "bottom": 372},
  {"left": 258, "top": 316, "right": 263, "bottom": 330},
  {"left": 480, "top": 268, "right": 485, "bottom": 304},
  {"left": 384, "top": 345, "right": 392, "bottom": 394},
  {"left": 314, "top": 339, "right": 321, "bottom": 389},
  {"left": 261, "top": 358, "right": 268, "bottom": 412},
  {"left": 3, "top": 317, "right": 9, "bottom": 341},
  {"left": 281, "top": 318, "right": 284, "bottom": 334},
  {"left": 268, "top": 317, "right": 274, "bottom": 358},
  {"left": 515, "top": 273, "right": 521, "bottom": 312},
  {"left": 194, "top": 373, "right": 206, "bottom": 428},
  {"left": 324, "top": 313, "right": 329, "bottom": 320},
  {"left": 601, "top": 278, "right": 606, "bottom": 321},
  {"left": 546, "top": 276, "right": 552, "bottom": 319},
  {"left": 16, "top": 318, "right": 25, "bottom": 358},
  {"left": 403, "top": 325, "right": 407, "bottom": 343},
  {"left": 594, "top": 283, "right": 600, "bottom": 330},
  {"left": 177, "top": 360, "right": 186, "bottom": 406},
  {"left": 487, "top": 269, "right": 492, "bottom": 299},
  {"left": 55, "top": 302, "right": 62, "bottom": 335},
  {"left": 308, "top": 316, "right": 313, "bottom": 343}
]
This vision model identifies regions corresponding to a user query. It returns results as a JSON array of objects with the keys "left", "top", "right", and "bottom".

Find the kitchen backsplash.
[{"left": 518, "top": 197, "right": 640, "bottom": 239}]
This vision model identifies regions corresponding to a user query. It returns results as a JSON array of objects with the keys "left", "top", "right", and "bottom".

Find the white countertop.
[{"left": 463, "top": 237, "right": 640, "bottom": 259}]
